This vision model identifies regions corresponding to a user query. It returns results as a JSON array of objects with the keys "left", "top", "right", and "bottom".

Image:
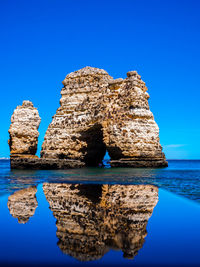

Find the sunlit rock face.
[
  {"left": 43, "top": 183, "right": 158, "bottom": 261},
  {"left": 8, "top": 67, "right": 167, "bottom": 169},
  {"left": 41, "top": 67, "right": 112, "bottom": 166},
  {"left": 7, "top": 186, "right": 38, "bottom": 224},
  {"left": 8, "top": 101, "right": 41, "bottom": 158},
  {"left": 41, "top": 66, "right": 167, "bottom": 167},
  {"left": 102, "top": 72, "right": 167, "bottom": 167}
]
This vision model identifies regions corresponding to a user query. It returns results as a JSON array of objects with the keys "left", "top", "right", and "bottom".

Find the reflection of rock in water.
[
  {"left": 7, "top": 186, "right": 38, "bottom": 224},
  {"left": 43, "top": 183, "right": 158, "bottom": 261}
]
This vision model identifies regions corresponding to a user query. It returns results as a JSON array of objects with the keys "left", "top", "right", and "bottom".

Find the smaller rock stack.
[{"left": 8, "top": 100, "right": 41, "bottom": 164}]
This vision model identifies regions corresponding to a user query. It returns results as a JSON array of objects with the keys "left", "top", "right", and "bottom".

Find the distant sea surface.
[{"left": 0, "top": 159, "right": 200, "bottom": 203}]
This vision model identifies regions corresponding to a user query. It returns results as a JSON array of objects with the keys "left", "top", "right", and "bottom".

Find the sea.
[
  {"left": 0, "top": 159, "right": 200, "bottom": 266},
  {"left": 0, "top": 159, "right": 200, "bottom": 202}
]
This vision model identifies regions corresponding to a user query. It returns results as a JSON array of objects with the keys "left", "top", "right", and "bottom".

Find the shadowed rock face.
[
  {"left": 8, "top": 100, "right": 41, "bottom": 158},
  {"left": 43, "top": 183, "right": 158, "bottom": 261},
  {"left": 7, "top": 186, "right": 38, "bottom": 224}
]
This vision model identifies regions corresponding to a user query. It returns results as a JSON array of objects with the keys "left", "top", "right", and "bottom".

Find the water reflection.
[
  {"left": 6, "top": 183, "right": 158, "bottom": 261},
  {"left": 7, "top": 186, "right": 38, "bottom": 224},
  {"left": 43, "top": 183, "right": 158, "bottom": 261}
]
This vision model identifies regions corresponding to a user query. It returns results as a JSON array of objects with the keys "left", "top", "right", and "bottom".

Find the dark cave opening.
[{"left": 79, "top": 124, "right": 107, "bottom": 167}]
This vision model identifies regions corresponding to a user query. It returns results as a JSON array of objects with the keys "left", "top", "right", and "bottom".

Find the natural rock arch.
[
  {"left": 40, "top": 67, "right": 167, "bottom": 167},
  {"left": 8, "top": 66, "right": 167, "bottom": 169}
]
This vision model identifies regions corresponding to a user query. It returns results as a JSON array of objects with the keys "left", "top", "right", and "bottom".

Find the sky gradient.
[{"left": 0, "top": 0, "right": 200, "bottom": 159}]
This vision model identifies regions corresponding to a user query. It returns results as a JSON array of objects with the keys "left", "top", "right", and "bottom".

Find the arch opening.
[
  {"left": 102, "top": 151, "right": 111, "bottom": 168},
  {"left": 79, "top": 124, "right": 107, "bottom": 167}
]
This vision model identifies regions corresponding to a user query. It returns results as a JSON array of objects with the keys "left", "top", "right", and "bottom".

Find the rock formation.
[
  {"left": 40, "top": 67, "right": 167, "bottom": 167},
  {"left": 41, "top": 67, "right": 112, "bottom": 166},
  {"left": 9, "top": 66, "right": 167, "bottom": 169},
  {"left": 43, "top": 183, "right": 158, "bottom": 261},
  {"left": 8, "top": 100, "right": 41, "bottom": 160},
  {"left": 101, "top": 71, "right": 166, "bottom": 167},
  {"left": 7, "top": 186, "right": 38, "bottom": 224}
]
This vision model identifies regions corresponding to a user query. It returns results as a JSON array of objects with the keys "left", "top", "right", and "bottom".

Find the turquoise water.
[
  {"left": 1, "top": 160, "right": 200, "bottom": 202},
  {"left": 0, "top": 160, "right": 200, "bottom": 266}
]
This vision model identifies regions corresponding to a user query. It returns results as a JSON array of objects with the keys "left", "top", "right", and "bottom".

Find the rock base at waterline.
[
  {"left": 10, "top": 157, "right": 84, "bottom": 170},
  {"left": 10, "top": 157, "right": 168, "bottom": 169},
  {"left": 110, "top": 157, "right": 168, "bottom": 168}
]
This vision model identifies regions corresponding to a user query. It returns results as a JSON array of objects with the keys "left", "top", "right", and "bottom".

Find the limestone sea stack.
[
  {"left": 8, "top": 67, "right": 167, "bottom": 169},
  {"left": 101, "top": 71, "right": 167, "bottom": 167},
  {"left": 43, "top": 183, "right": 158, "bottom": 261},
  {"left": 41, "top": 67, "right": 113, "bottom": 166},
  {"left": 8, "top": 100, "right": 41, "bottom": 168},
  {"left": 41, "top": 66, "right": 167, "bottom": 167}
]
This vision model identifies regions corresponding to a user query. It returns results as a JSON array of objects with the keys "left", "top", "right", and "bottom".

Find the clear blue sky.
[{"left": 0, "top": 0, "right": 200, "bottom": 159}]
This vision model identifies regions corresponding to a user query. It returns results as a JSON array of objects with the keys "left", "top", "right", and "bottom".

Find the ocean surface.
[
  {"left": 0, "top": 159, "right": 200, "bottom": 266},
  {"left": 0, "top": 159, "right": 200, "bottom": 202}
]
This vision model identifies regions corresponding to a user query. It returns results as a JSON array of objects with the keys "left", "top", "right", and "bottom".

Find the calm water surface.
[
  {"left": 1, "top": 160, "right": 200, "bottom": 202},
  {"left": 0, "top": 160, "right": 200, "bottom": 266}
]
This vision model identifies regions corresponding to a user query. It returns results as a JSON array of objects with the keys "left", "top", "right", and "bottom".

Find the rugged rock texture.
[
  {"left": 9, "top": 67, "right": 167, "bottom": 169},
  {"left": 10, "top": 157, "right": 84, "bottom": 169},
  {"left": 43, "top": 183, "right": 158, "bottom": 261},
  {"left": 102, "top": 71, "right": 167, "bottom": 167},
  {"left": 41, "top": 67, "right": 112, "bottom": 166},
  {"left": 8, "top": 101, "right": 41, "bottom": 158},
  {"left": 7, "top": 186, "right": 38, "bottom": 224},
  {"left": 40, "top": 66, "right": 167, "bottom": 168}
]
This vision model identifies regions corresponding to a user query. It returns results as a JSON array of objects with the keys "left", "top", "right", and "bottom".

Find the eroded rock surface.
[
  {"left": 41, "top": 66, "right": 167, "bottom": 167},
  {"left": 7, "top": 186, "right": 38, "bottom": 224},
  {"left": 43, "top": 183, "right": 158, "bottom": 261},
  {"left": 102, "top": 71, "right": 167, "bottom": 167},
  {"left": 8, "top": 100, "right": 41, "bottom": 158},
  {"left": 41, "top": 67, "right": 112, "bottom": 166},
  {"left": 9, "top": 67, "right": 167, "bottom": 169}
]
